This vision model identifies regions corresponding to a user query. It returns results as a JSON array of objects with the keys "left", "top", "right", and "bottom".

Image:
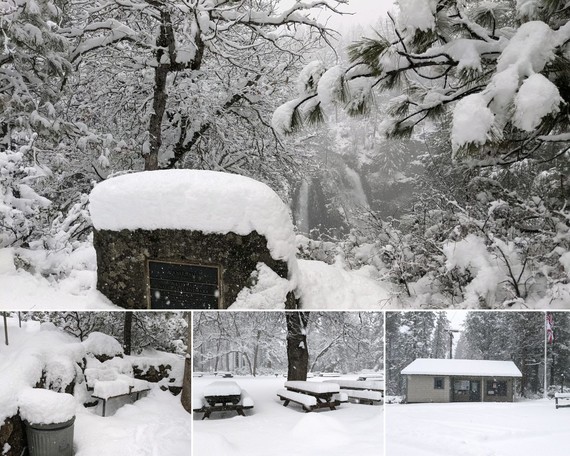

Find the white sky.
[
  {"left": 446, "top": 310, "right": 467, "bottom": 331},
  {"left": 328, "top": 0, "right": 396, "bottom": 30},
  {"left": 280, "top": 0, "right": 397, "bottom": 34}
]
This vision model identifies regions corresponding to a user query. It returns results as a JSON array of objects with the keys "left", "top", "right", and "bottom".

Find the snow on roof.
[
  {"left": 89, "top": 170, "right": 297, "bottom": 274},
  {"left": 401, "top": 358, "right": 522, "bottom": 377}
]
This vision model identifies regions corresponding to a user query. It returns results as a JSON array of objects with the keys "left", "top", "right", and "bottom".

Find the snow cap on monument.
[{"left": 88, "top": 169, "right": 297, "bottom": 270}]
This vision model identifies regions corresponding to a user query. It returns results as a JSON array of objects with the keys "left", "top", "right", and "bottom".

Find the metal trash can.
[{"left": 24, "top": 417, "right": 75, "bottom": 456}]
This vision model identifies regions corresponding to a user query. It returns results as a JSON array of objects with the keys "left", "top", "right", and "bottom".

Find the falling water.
[
  {"left": 344, "top": 166, "right": 369, "bottom": 208},
  {"left": 295, "top": 179, "right": 310, "bottom": 235}
]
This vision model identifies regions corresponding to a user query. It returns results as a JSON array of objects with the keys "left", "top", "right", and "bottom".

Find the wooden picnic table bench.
[
  {"left": 277, "top": 381, "right": 344, "bottom": 412},
  {"left": 323, "top": 379, "right": 384, "bottom": 405},
  {"left": 555, "top": 392, "right": 570, "bottom": 409},
  {"left": 92, "top": 376, "right": 151, "bottom": 417},
  {"left": 193, "top": 381, "right": 254, "bottom": 419}
]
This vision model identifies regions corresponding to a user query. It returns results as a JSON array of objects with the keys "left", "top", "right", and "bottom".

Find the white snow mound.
[
  {"left": 82, "top": 332, "right": 123, "bottom": 358},
  {"left": 89, "top": 170, "right": 297, "bottom": 275},
  {"left": 18, "top": 388, "right": 76, "bottom": 425}
]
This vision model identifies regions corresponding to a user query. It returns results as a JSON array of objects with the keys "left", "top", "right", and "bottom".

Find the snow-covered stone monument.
[{"left": 89, "top": 170, "right": 298, "bottom": 309}]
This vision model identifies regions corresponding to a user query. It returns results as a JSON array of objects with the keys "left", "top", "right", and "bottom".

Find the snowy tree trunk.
[
  {"left": 286, "top": 312, "right": 309, "bottom": 381},
  {"left": 3, "top": 312, "right": 8, "bottom": 346},
  {"left": 123, "top": 312, "right": 132, "bottom": 356},
  {"left": 181, "top": 317, "right": 192, "bottom": 413}
]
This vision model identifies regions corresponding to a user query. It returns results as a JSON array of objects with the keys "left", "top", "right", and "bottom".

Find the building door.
[{"left": 469, "top": 380, "right": 481, "bottom": 402}]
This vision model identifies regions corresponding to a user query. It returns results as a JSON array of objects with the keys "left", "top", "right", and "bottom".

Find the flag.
[{"left": 546, "top": 312, "right": 554, "bottom": 344}]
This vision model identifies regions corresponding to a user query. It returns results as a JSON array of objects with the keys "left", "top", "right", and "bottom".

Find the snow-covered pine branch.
[{"left": 276, "top": 0, "right": 570, "bottom": 166}]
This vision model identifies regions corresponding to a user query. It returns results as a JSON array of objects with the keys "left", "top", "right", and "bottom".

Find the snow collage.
[{"left": 2, "top": 0, "right": 570, "bottom": 455}]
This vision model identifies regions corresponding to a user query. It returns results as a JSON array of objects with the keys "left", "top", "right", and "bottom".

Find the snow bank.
[
  {"left": 74, "top": 389, "right": 191, "bottom": 456},
  {"left": 289, "top": 413, "right": 351, "bottom": 447},
  {"left": 401, "top": 358, "right": 522, "bottom": 377},
  {"left": 82, "top": 332, "right": 123, "bottom": 358},
  {"left": 89, "top": 170, "right": 297, "bottom": 277},
  {"left": 296, "top": 259, "right": 392, "bottom": 309},
  {"left": 18, "top": 388, "right": 76, "bottom": 424},
  {"left": 230, "top": 262, "right": 292, "bottom": 309}
]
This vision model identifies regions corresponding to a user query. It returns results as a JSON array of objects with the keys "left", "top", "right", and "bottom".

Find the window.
[
  {"left": 434, "top": 377, "right": 444, "bottom": 389},
  {"left": 486, "top": 380, "right": 507, "bottom": 397}
]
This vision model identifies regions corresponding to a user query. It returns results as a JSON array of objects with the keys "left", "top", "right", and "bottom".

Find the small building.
[
  {"left": 401, "top": 358, "right": 522, "bottom": 403},
  {"left": 89, "top": 170, "right": 298, "bottom": 310}
]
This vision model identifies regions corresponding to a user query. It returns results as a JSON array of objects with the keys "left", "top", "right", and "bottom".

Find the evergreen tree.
[{"left": 431, "top": 312, "right": 450, "bottom": 359}]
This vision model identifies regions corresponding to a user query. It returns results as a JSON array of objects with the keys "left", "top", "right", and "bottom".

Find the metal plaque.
[{"left": 148, "top": 260, "right": 219, "bottom": 309}]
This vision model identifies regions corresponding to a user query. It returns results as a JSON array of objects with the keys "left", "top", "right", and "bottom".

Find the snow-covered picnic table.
[
  {"left": 357, "top": 373, "right": 384, "bottom": 381},
  {"left": 91, "top": 375, "right": 151, "bottom": 416},
  {"left": 277, "top": 381, "right": 346, "bottom": 412},
  {"left": 323, "top": 379, "right": 384, "bottom": 405},
  {"left": 555, "top": 392, "right": 570, "bottom": 409},
  {"left": 194, "top": 381, "right": 254, "bottom": 419}
]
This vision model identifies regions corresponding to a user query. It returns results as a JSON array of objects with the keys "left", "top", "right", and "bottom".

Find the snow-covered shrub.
[
  {"left": 82, "top": 332, "right": 124, "bottom": 361},
  {"left": 0, "top": 150, "right": 51, "bottom": 248}
]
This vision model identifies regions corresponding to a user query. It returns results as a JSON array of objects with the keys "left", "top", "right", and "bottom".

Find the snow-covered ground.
[
  {"left": 0, "top": 318, "right": 191, "bottom": 456},
  {"left": 193, "top": 375, "right": 383, "bottom": 456},
  {"left": 74, "top": 389, "right": 191, "bottom": 456},
  {"left": 386, "top": 400, "right": 570, "bottom": 456}
]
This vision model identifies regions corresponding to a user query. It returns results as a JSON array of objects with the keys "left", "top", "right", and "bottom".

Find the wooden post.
[{"left": 3, "top": 312, "right": 8, "bottom": 346}]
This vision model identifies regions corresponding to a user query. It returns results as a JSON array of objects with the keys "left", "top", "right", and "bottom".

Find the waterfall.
[
  {"left": 295, "top": 179, "right": 310, "bottom": 235},
  {"left": 344, "top": 166, "right": 369, "bottom": 208}
]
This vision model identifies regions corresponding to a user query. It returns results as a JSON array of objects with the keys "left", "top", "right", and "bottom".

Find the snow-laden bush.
[{"left": 0, "top": 149, "right": 51, "bottom": 248}]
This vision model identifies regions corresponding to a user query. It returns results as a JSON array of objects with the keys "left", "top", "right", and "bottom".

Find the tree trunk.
[
  {"left": 181, "top": 320, "right": 192, "bottom": 413},
  {"left": 145, "top": 10, "right": 172, "bottom": 171},
  {"left": 286, "top": 312, "right": 310, "bottom": 381},
  {"left": 123, "top": 312, "right": 132, "bottom": 355},
  {"left": 3, "top": 312, "right": 8, "bottom": 346}
]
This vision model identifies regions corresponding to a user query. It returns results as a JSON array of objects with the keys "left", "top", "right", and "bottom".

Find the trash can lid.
[
  {"left": 18, "top": 389, "right": 76, "bottom": 426},
  {"left": 24, "top": 416, "right": 75, "bottom": 430}
]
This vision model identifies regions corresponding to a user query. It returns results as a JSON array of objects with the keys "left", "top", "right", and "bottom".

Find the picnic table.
[
  {"left": 555, "top": 392, "right": 570, "bottom": 409},
  {"left": 277, "top": 381, "right": 346, "bottom": 412},
  {"left": 357, "top": 373, "right": 384, "bottom": 381},
  {"left": 92, "top": 375, "right": 151, "bottom": 417},
  {"left": 323, "top": 379, "right": 384, "bottom": 405},
  {"left": 193, "top": 381, "right": 254, "bottom": 419}
]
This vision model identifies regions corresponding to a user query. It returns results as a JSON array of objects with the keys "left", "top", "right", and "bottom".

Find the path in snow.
[
  {"left": 193, "top": 376, "right": 383, "bottom": 456},
  {"left": 387, "top": 401, "right": 570, "bottom": 456}
]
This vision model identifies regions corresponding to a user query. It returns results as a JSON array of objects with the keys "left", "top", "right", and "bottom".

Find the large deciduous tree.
[
  {"left": 286, "top": 311, "right": 310, "bottom": 381},
  {"left": 64, "top": 0, "right": 347, "bottom": 178}
]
